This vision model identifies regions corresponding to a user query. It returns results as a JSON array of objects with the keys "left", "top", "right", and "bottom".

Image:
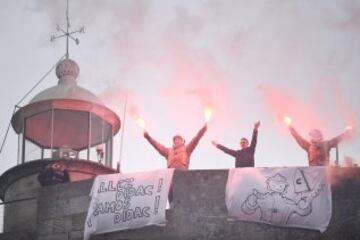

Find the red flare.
[
  {"left": 284, "top": 116, "right": 292, "bottom": 126},
  {"left": 204, "top": 106, "right": 213, "bottom": 123},
  {"left": 135, "top": 117, "right": 146, "bottom": 130},
  {"left": 345, "top": 125, "right": 353, "bottom": 131}
]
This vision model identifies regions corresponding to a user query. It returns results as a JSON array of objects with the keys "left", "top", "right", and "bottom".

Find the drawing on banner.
[{"left": 241, "top": 169, "right": 324, "bottom": 225}]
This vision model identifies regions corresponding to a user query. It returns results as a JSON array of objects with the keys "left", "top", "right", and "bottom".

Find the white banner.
[
  {"left": 84, "top": 169, "right": 174, "bottom": 240},
  {"left": 226, "top": 167, "right": 331, "bottom": 232}
]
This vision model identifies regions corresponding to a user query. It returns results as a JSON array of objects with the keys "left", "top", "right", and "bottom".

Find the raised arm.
[
  {"left": 144, "top": 132, "right": 169, "bottom": 158},
  {"left": 186, "top": 124, "right": 207, "bottom": 154},
  {"left": 212, "top": 141, "right": 238, "bottom": 157},
  {"left": 288, "top": 126, "right": 310, "bottom": 150},
  {"left": 249, "top": 121, "right": 260, "bottom": 151},
  {"left": 328, "top": 128, "right": 353, "bottom": 148}
]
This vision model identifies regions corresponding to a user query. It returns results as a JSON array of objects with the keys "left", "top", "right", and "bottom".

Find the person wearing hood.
[
  {"left": 143, "top": 124, "right": 207, "bottom": 205},
  {"left": 288, "top": 124, "right": 353, "bottom": 166},
  {"left": 211, "top": 121, "right": 260, "bottom": 167},
  {"left": 143, "top": 124, "right": 207, "bottom": 170}
]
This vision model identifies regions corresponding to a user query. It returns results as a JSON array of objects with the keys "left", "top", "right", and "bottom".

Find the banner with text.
[
  {"left": 84, "top": 169, "right": 174, "bottom": 240},
  {"left": 226, "top": 167, "right": 331, "bottom": 232}
]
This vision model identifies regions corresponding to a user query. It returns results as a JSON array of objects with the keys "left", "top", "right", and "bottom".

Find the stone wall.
[
  {"left": 36, "top": 180, "right": 92, "bottom": 240},
  {"left": 0, "top": 167, "right": 359, "bottom": 240},
  {"left": 90, "top": 168, "right": 360, "bottom": 240}
]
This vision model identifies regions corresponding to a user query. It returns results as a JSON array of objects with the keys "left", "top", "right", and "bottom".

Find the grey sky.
[{"left": 1, "top": 0, "right": 359, "bottom": 175}]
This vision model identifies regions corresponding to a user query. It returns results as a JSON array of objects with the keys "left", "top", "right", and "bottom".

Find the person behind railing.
[
  {"left": 143, "top": 124, "right": 207, "bottom": 170},
  {"left": 287, "top": 122, "right": 353, "bottom": 166},
  {"left": 38, "top": 162, "right": 70, "bottom": 186},
  {"left": 143, "top": 123, "right": 207, "bottom": 204},
  {"left": 211, "top": 121, "right": 260, "bottom": 167}
]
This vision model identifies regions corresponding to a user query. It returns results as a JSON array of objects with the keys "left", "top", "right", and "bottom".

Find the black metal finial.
[{"left": 50, "top": 0, "right": 85, "bottom": 59}]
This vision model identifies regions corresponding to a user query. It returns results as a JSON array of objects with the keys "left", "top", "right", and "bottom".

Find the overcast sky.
[{"left": 0, "top": 0, "right": 359, "bottom": 175}]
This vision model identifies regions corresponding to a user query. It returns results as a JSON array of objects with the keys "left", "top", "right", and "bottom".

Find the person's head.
[
  {"left": 266, "top": 173, "right": 288, "bottom": 193},
  {"left": 240, "top": 138, "right": 249, "bottom": 149},
  {"left": 309, "top": 129, "right": 323, "bottom": 143},
  {"left": 173, "top": 135, "right": 185, "bottom": 148}
]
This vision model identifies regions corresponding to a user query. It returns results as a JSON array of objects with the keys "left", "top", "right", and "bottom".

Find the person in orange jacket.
[
  {"left": 143, "top": 124, "right": 207, "bottom": 170},
  {"left": 288, "top": 125, "right": 353, "bottom": 166}
]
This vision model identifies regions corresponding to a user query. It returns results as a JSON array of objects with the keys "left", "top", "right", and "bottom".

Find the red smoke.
[
  {"left": 327, "top": 80, "right": 356, "bottom": 129},
  {"left": 259, "top": 85, "right": 323, "bottom": 134},
  {"left": 98, "top": 84, "right": 144, "bottom": 123},
  {"left": 260, "top": 82, "right": 356, "bottom": 140},
  {"left": 159, "top": 41, "right": 237, "bottom": 136}
]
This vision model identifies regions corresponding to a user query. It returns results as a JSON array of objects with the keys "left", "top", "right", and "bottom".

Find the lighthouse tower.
[
  {"left": 0, "top": 57, "right": 121, "bottom": 232},
  {"left": 0, "top": 2, "right": 121, "bottom": 233},
  {"left": 13, "top": 57, "right": 120, "bottom": 173}
]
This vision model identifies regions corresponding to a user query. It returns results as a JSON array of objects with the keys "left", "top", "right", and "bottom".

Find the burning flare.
[
  {"left": 135, "top": 117, "right": 146, "bottom": 130},
  {"left": 284, "top": 116, "right": 292, "bottom": 126},
  {"left": 345, "top": 125, "right": 353, "bottom": 131},
  {"left": 204, "top": 106, "right": 213, "bottom": 123}
]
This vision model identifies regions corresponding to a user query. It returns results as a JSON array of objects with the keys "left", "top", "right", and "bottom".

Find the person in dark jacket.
[
  {"left": 38, "top": 162, "right": 70, "bottom": 186},
  {"left": 143, "top": 124, "right": 207, "bottom": 170},
  {"left": 212, "top": 121, "right": 260, "bottom": 167},
  {"left": 288, "top": 125, "right": 353, "bottom": 166}
]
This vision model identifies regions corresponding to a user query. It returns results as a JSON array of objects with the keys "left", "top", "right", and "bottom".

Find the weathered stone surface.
[
  {"left": 91, "top": 168, "right": 360, "bottom": 240},
  {"left": 3, "top": 198, "right": 37, "bottom": 232},
  {"left": 1, "top": 167, "right": 360, "bottom": 240},
  {"left": 37, "top": 217, "right": 72, "bottom": 236},
  {"left": 4, "top": 175, "right": 41, "bottom": 201},
  {"left": 37, "top": 233, "right": 69, "bottom": 240},
  {"left": 69, "top": 195, "right": 91, "bottom": 215},
  {"left": 71, "top": 213, "right": 87, "bottom": 231},
  {"left": 0, "top": 161, "right": 50, "bottom": 200},
  {"left": 69, "top": 230, "right": 84, "bottom": 240},
  {"left": 37, "top": 180, "right": 93, "bottom": 221},
  {"left": 0, "top": 230, "right": 35, "bottom": 240},
  {"left": 38, "top": 178, "right": 93, "bottom": 200},
  {"left": 38, "top": 198, "right": 71, "bottom": 221},
  {"left": 0, "top": 159, "right": 114, "bottom": 201}
]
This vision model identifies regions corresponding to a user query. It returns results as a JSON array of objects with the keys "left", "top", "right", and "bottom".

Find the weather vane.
[{"left": 50, "top": 0, "right": 85, "bottom": 59}]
